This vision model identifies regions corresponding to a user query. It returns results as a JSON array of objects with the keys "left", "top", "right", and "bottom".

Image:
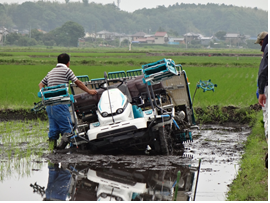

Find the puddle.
[{"left": 0, "top": 124, "right": 250, "bottom": 201}]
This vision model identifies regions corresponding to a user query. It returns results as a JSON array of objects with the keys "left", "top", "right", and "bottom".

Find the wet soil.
[
  {"left": 0, "top": 106, "right": 257, "bottom": 200},
  {"left": 0, "top": 124, "right": 250, "bottom": 201}
]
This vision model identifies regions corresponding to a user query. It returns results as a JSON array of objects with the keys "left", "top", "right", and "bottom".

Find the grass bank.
[{"left": 226, "top": 112, "right": 268, "bottom": 201}]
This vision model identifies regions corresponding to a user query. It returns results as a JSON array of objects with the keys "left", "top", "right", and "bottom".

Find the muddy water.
[{"left": 0, "top": 124, "right": 250, "bottom": 201}]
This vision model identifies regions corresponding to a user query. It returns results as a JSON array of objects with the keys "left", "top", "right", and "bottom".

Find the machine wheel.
[{"left": 158, "top": 127, "right": 171, "bottom": 155}]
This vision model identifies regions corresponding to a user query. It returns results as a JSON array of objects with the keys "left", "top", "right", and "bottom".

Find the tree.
[
  {"left": 65, "top": 0, "right": 70, "bottom": 3},
  {"left": 44, "top": 21, "right": 85, "bottom": 47},
  {"left": 5, "top": 32, "right": 20, "bottom": 45},
  {"left": 30, "top": 29, "right": 44, "bottom": 42},
  {"left": 82, "top": 0, "right": 89, "bottom": 5},
  {"left": 157, "top": 27, "right": 165, "bottom": 32},
  {"left": 17, "top": 36, "right": 37, "bottom": 46},
  {"left": 61, "top": 21, "right": 85, "bottom": 46},
  {"left": 215, "top": 31, "right": 226, "bottom": 40}
]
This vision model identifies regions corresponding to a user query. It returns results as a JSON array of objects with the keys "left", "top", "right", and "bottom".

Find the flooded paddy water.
[{"left": 0, "top": 123, "right": 250, "bottom": 201}]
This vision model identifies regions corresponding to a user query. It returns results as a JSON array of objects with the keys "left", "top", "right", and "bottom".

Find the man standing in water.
[{"left": 39, "top": 53, "right": 97, "bottom": 149}]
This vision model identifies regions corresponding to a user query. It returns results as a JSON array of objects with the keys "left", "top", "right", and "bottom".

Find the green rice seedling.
[{"left": 0, "top": 50, "right": 261, "bottom": 109}]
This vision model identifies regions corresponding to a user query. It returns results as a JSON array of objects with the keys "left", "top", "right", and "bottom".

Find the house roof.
[
  {"left": 132, "top": 32, "right": 147, "bottom": 37},
  {"left": 199, "top": 36, "right": 213, "bottom": 40},
  {"left": 225, "top": 33, "right": 240, "bottom": 38},
  {"left": 184, "top": 32, "right": 200, "bottom": 37},
  {"left": 37, "top": 29, "right": 47, "bottom": 34},
  {"left": 155, "top": 32, "right": 167, "bottom": 37},
  {"left": 97, "top": 30, "right": 111, "bottom": 35},
  {"left": 144, "top": 34, "right": 154, "bottom": 38}
]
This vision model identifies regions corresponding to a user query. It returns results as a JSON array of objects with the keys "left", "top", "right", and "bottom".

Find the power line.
[{"left": 117, "top": 0, "right": 120, "bottom": 8}]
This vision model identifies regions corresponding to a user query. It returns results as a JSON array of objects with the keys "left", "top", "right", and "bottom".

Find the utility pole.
[
  {"left": 117, "top": 0, "right": 120, "bottom": 9},
  {"left": 29, "top": 25, "right": 31, "bottom": 38}
]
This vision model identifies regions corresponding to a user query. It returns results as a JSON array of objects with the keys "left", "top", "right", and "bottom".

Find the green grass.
[
  {"left": 187, "top": 66, "right": 258, "bottom": 107},
  {"left": 0, "top": 45, "right": 261, "bottom": 54},
  {"left": 226, "top": 113, "right": 268, "bottom": 201},
  {"left": 0, "top": 50, "right": 260, "bottom": 109},
  {"left": 0, "top": 65, "right": 259, "bottom": 108}
]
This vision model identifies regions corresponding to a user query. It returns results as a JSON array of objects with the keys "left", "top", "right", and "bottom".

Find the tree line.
[{"left": 0, "top": 2, "right": 267, "bottom": 37}]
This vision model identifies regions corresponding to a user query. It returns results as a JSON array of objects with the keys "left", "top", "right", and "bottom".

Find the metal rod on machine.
[
  {"left": 145, "top": 83, "right": 156, "bottom": 115},
  {"left": 104, "top": 72, "right": 115, "bottom": 123},
  {"left": 193, "top": 159, "right": 202, "bottom": 201},
  {"left": 70, "top": 101, "right": 78, "bottom": 133},
  {"left": 149, "top": 83, "right": 169, "bottom": 115}
]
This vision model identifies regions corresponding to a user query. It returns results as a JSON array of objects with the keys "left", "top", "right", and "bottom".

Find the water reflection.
[
  {"left": 40, "top": 162, "right": 200, "bottom": 201},
  {"left": 44, "top": 162, "right": 72, "bottom": 201}
]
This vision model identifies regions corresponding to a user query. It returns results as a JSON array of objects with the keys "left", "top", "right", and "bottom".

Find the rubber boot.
[
  {"left": 265, "top": 153, "right": 268, "bottom": 169},
  {"left": 56, "top": 133, "right": 71, "bottom": 150},
  {"left": 48, "top": 139, "right": 57, "bottom": 150}
]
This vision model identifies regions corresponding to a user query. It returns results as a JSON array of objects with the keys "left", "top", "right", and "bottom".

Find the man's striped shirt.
[{"left": 41, "top": 63, "right": 77, "bottom": 87}]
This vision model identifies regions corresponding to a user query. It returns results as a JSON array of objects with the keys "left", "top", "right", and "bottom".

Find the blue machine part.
[
  {"left": 120, "top": 93, "right": 125, "bottom": 106},
  {"left": 132, "top": 105, "right": 144, "bottom": 118},
  {"left": 142, "top": 58, "right": 178, "bottom": 83},
  {"left": 90, "top": 78, "right": 105, "bottom": 89},
  {"left": 77, "top": 75, "right": 89, "bottom": 82},
  {"left": 70, "top": 94, "right": 74, "bottom": 103},
  {"left": 126, "top": 69, "right": 142, "bottom": 78},
  {"left": 92, "top": 122, "right": 100, "bottom": 127},
  {"left": 188, "top": 131, "right": 193, "bottom": 141},
  {"left": 38, "top": 84, "right": 74, "bottom": 106},
  {"left": 41, "top": 84, "right": 69, "bottom": 101},
  {"left": 144, "top": 110, "right": 153, "bottom": 115},
  {"left": 160, "top": 114, "right": 170, "bottom": 118},
  {"left": 178, "top": 131, "right": 193, "bottom": 142},
  {"left": 108, "top": 71, "right": 126, "bottom": 79},
  {"left": 172, "top": 118, "right": 180, "bottom": 130},
  {"left": 196, "top": 79, "right": 217, "bottom": 92}
]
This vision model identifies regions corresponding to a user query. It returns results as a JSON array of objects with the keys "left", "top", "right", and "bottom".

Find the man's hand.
[
  {"left": 259, "top": 94, "right": 267, "bottom": 107},
  {"left": 75, "top": 80, "right": 97, "bottom": 95},
  {"left": 88, "top": 89, "right": 97, "bottom": 95}
]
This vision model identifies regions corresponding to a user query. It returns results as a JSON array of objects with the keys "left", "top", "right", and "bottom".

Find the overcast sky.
[{"left": 0, "top": 0, "right": 268, "bottom": 12}]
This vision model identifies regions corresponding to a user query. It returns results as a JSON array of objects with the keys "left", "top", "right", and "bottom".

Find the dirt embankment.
[
  {"left": 195, "top": 104, "right": 261, "bottom": 125},
  {"left": 0, "top": 104, "right": 261, "bottom": 124},
  {"left": 0, "top": 109, "right": 48, "bottom": 122},
  {"left": 147, "top": 52, "right": 262, "bottom": 57}
]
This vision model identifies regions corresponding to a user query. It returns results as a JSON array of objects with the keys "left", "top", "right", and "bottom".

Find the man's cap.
[{"left": 255, "top": 31, "right": 268, "bottom": 44}]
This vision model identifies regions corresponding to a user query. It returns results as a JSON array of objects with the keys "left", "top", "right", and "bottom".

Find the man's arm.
[
  {"left": 39, "top": 82, "right": 45, "bottom": 90},
  {"left": 258, "top": 45, "right": 268, "bottom": 107},
  {"left": 258, "top": 52, "right": 268, "bottom": 94},
  {"left": 74, "top": 80, "right": 97, "bottom": 95}
]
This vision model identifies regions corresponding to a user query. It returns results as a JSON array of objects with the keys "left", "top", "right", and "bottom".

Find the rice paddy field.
[
  {"left": 0, "top": 47, "right": 267, "bottom": 201},
  {"left": 0, "top": 47, "right": 261, "bottom": 109},
  {"left": 0, "top": 120, "right": 48, "bottom": 180}
]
